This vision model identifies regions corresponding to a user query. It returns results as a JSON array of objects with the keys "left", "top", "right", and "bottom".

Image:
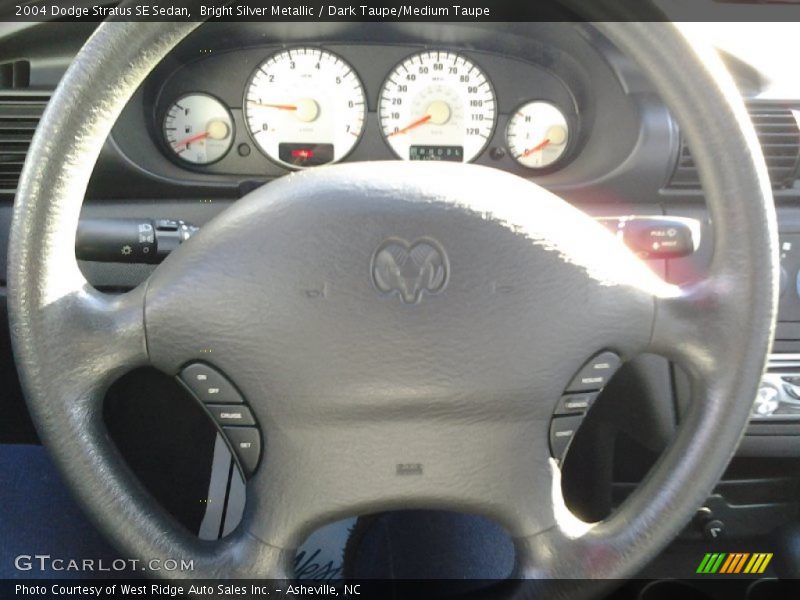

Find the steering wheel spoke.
[
  {"left": 48, "top": 285, "right": 147, "bottom": 396},
  {"left": 647, "top": 278, "right": 730, "bottom": 373},
  {"left": 648, "top": 265, "right": 774, "bottom": 394}
]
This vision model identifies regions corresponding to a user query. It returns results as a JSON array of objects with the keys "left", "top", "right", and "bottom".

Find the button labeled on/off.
[{"left": 180, "top": 363, "right": 244, "bottom": 404}]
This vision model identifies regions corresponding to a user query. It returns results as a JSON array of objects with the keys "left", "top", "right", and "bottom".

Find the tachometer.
[
  {"left": 244, "top": 48, "right": 366, "bottom": 169},
  {"left": 378, "top": 51, "right": 496, "bottom": 162}
]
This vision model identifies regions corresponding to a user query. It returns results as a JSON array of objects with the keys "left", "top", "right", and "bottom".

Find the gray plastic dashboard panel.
[{"left": 666, "top": 203, "right": 800, "bottom": 457}]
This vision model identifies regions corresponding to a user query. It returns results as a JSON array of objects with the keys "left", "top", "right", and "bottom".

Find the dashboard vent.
[
  {"left": 0, "top": 60, "right": 30, "bottom": 89},
  {"left": 669, "top": 103, "right": 800, "bottom": 190},
  {"left": 0, "top": 92, "right": 49, "bottom": 199}
]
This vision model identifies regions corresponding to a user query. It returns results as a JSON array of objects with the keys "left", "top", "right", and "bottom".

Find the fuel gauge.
[
  {"left": 506, "top": 101, "right": 570, "bottom": 170},
  {"left": 163, "top": 93, "right": 234, "bottom": 165}
]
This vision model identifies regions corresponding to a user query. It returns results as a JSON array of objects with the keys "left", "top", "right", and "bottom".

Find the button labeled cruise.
[
  {"left": 224, "top": 427, "right": 262, "bottom": 476},
  {"left": 566, "top": 351, "right": 621, "bottom": 392},
  {"left": 180, "top": 363, "right": 243, "bottom": 404},
  {"left": 207, "top": 404, "right": 255, "bottom": 426}
]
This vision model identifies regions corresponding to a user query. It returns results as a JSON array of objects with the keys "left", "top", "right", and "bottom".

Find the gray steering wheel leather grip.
[
  {"left": 7, "top": 12, "right": 777, "bottom": 600},
  {"left": 514, "top": 17, "right": 778, "bottom": 575},
  {"left": 4, "top": 21, "right": 281, "bottom": 578},
  {"left": 510, "top": 21, "right": 780, "bottom": 593}
]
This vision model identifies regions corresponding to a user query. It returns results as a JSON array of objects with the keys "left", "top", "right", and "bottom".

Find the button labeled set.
[
  {"left": 549, "top": 352, "right": 621, "bottom": 464},
  {"left": 179, "top": 362, "right": 262, "bottom": 477}
]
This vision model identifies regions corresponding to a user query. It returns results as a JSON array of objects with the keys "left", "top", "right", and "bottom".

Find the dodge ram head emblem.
[{"left": 370, "top": 238, "right": 449, "bottom": 304}]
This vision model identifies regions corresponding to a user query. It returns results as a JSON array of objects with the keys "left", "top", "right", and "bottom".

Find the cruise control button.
[
  {"left": 207, "top": 404, "right": 255, "bottom": 426},
  {"left": 555, "top": 392, "right": 598, "bottom": 416},
  {"left": 566, "top": 352, "right": 621, "bottom": 392},
  {"left": 180, "top": 363, "right": 243, "bottom": 404},
  {"left": 549, "top": 415, "right": 584, "bottom": 462},
  {"left": 224, "top": 427, "right": 262, "bottom": 477}
]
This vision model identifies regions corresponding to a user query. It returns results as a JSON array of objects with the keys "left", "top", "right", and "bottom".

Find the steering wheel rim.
[{"left": 7, "top": 17, "right": 777, "bottom": 598}]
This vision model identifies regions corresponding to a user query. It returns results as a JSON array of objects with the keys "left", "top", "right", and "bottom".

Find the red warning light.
[
  {"left": 291, "top": 148, "right": 314, "bottom": 159},
  {"left": 279, "top": 143, "right": 333, "bottom": 166}
]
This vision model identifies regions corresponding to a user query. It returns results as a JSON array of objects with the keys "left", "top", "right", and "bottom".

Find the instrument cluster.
[{"left": 153, "top": 44, "right": 579, "bottom": 175}]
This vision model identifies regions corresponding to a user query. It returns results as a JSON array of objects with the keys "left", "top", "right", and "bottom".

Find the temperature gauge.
[
  {"left": 506, "top": 101, "right": 570, "bottom": 169},
  {"left": 163, "top": 93, "right": 234, "bottom": 165}
]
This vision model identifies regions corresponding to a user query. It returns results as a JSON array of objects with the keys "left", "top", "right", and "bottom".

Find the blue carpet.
[{"left": 0, "top": 444, "right": 133, "bottom": 579}]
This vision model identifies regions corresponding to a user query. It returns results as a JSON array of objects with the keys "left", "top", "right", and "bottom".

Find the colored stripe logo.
[{"left": 697, "top": 553, "right": 772, "bottom": 574}]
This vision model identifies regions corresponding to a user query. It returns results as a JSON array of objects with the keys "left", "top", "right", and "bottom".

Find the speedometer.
[
  {"left": 378, "top": 51, "right": 496, "bottom": 162},
  {"left": 244, "top": 48, "right": 366, "bottom": 169}
]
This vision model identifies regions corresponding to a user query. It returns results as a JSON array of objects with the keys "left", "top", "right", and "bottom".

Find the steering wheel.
[{"left": 8, "top": 16, "right": 777, "bottom": 599}]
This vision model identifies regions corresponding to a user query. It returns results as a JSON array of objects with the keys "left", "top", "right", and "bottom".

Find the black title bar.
[{"left": 3, "top": 0, "right": 800, "bottom": 22}]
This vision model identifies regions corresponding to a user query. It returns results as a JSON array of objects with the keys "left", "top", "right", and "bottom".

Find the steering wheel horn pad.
[{"left": 144, "top": 161, "right": 657, "bottom": 548}]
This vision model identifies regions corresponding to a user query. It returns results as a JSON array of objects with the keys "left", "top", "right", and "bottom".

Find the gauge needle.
[
  {"left": 248, "top": 101, "right": 298, "bottom": 111},
  {"left": 173, "top": 131, "right": 209, "bottom": 149},
  {"left": 522, "top": 138, "right": 551, "bottom": 157},
  {"left": 387, "top": 114, "right": 432, "bottom": 137}
]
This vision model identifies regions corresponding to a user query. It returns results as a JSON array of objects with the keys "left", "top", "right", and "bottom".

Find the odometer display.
[
  {"left": 379, "top": 51, "right": 496, "bottom": 162},
  {"left": 409, "top": 145, "right": 464, "bottom": 162},
  {"left": 244, "top": 48, "right": 366, "bottom": 169}
]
